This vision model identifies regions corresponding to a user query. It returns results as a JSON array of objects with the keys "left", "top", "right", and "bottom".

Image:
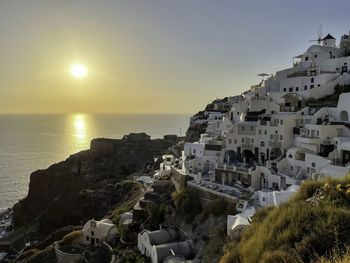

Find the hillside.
[{"left": 220, "top": 175, "right": 350, "bottom": 263}]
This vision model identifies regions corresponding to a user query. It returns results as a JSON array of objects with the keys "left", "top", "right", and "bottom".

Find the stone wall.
[
  {"left": 54, "top": 242, "right": 84, "bottom": 263},
  {"left": 171, "top": 167, "right": 188, "bottom": 192}
]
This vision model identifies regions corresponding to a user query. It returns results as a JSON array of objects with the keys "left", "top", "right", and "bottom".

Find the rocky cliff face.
[
  {"left": 185, "top": 122, "right": 208, "bottom": 142},
  {"left": 12, "top": 135, "right": 174, "bottom": 237}
]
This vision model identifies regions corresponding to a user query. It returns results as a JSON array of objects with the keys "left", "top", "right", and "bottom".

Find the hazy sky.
[{"left": 1, "top": 0, "right": 350, "bottom": 114}]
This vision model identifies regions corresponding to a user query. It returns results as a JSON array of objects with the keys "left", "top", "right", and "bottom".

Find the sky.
[{"left": 0, "top": 0, "right": 350, "bottom": 114}]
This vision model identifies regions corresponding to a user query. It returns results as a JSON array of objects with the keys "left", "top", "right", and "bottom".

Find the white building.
[
  {"left": 81, "top": 219, "right": 117, "bottom": 247},
  {"left": 138, "top": 228, "right": 178, "bottom": 258}
]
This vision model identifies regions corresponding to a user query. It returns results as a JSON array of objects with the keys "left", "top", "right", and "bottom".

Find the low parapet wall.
[
  {"left": 101, "top": 241, "right": 116, "bottom": 263},
  {"left": 187, "top": 181, "right": 237, "bottom": 204},
  {"left": 54, "top": 242, "right": 84, "bottom": 263}
]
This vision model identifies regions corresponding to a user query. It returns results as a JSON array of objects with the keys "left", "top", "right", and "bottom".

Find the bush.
[
  {"left": 172, "top": 189, "right": 202, "bottom": 223},
  {"left": 146, "top": 202, "right": 166, "bottom": 224},
  {"left": 203, "top": 225, "right": 227, "bottom": 263},
  {"left": 61, "top": 230, "right": 81, "bottom": 245},
  {"left": 207, "top": 199, "right": 228, "bottom": 216},
  {"left": 221, "top": 175, "right": 350, "bottom": 263}
]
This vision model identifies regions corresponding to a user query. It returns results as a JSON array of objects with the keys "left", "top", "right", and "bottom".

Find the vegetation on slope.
[
  {"left": 220, "top": 175, "right": 350, "bottom": 263},
  {"left": 306, "top": 84, "right": 350, "bottom": 107}
]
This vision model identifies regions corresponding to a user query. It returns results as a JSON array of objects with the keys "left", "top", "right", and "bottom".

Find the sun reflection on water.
[{"left": 74, "top": 114, "right": 87, "bottom": 139}]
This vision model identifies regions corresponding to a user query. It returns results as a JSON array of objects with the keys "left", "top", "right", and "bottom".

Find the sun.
[{"left": 70, "top": 64, "right": 87, "bottom": 78}]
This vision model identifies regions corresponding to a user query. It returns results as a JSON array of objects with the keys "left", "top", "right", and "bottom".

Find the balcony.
[
  {"left": 297, "top": 136, "right": 320, "bottom": 144},
  {"left": 215, "top": 163, "right": 250, "bottom": 173}
]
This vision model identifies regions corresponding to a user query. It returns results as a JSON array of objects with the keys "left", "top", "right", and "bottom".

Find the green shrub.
[
  {"left": 146, "top": 202, "right": 166, "bottom": 224},
  {"left": 207, "top": 199, "right": 228, "bottom": 216},
  {"left": 172, "top": 189, "right": 202, "bottom": 223},
  {"left": 203, "top": 225, "right": 227, "bottom": 263}
]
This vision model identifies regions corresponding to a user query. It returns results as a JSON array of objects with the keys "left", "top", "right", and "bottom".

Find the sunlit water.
[{"left": 0, "top": 113, "right": 190, "bottom": 212}]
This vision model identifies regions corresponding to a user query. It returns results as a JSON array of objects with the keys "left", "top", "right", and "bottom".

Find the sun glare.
[
  {"left": 74, "top": 114, "right": 87, "bottom": 138},
  {"left": 71, "top": 64, "right": 87, "bottom": 78}
]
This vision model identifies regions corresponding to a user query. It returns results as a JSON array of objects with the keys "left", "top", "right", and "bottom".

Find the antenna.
[{"left": 318, "top": 24, "right": 323, "bottom": 43}]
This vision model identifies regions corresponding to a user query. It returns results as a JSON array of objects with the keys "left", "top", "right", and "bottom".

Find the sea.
[{"left": 0, "top": 113, "right": 190, "bottom": 212}]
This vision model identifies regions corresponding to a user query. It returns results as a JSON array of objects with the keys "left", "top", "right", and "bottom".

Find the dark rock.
[
  {"left": 185, "top": 122, "right": 208, "bottom": 142},
  {"left": 12, "top": 136, "right": 174, "bottom": 237}
]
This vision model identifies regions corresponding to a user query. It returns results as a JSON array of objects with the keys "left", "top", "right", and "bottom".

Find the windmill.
[
  {"left": 309, "top": 24, "right": 323, "bottom": 45},
  {"left": 257, "top": 73, "right": 269, "bottom": 81}
]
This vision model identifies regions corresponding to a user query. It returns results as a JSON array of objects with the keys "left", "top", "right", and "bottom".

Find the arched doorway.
[
  {"left": 340, "top": 111, "right": 349, "bottom": 121},
  {"left": 227, "top": 150, "right": 238, "bottom": 165},
  {"left": 270, "top": 148, "right": 282, "bottom": 160},
  {"left": 260, "top": 152, "right": 266, "bottom": 164},
  {"left": 241, "top": 149, "right": 255, "bottom": 164}
]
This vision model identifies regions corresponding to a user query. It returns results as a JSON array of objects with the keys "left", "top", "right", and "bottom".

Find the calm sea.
[{"left": 0, "top": 113, "right": 190, "bottom": 212}]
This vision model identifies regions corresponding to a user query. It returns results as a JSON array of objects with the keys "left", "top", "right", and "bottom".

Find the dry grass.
[
  {"left": 61, "top": 230, "right": 81, "bottom": 244},
  {"left": 220, "top": 175, "right": 350, "bottom": 263}
]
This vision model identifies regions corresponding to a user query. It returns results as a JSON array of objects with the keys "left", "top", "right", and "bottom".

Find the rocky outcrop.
[
  {"left": 185, "top": 122, "right": 208, "bottom": 142},
  {"left": 12, "top": 134, "right": 174, "bottom": 237}
]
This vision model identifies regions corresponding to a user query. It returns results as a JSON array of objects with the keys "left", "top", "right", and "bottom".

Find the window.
[
  {"left": 234, "top": 139, "right": 237, "bottom": 144},
  {"left": 318, "top": 84, "right": 320, "bottom": 87},
  {"left": 280, "top": 135, "right": 283, "bottom": 140},
  {"left": 312, "top": 162, "right": 315, "bottom": 168},
  {"left": 193, "top": 149, "right": 196, "bottom": 154},
  {"left": 311, "top": 77, "right": 314, "bottom": 83},
  {"left": 260, "top": 142, "right": 265, "bottom": 147},
  {"left": 259, "top": 129, "right": 262, "bottom": 135},
  {"left": 262, "top": 197, "right": 266, "bottom": 202},
  {"left": 228, "top": 139, "right": 232, "bottom": 144},
  {"left": 304, "top": 85, "right": 307, "bottom": 90},
  {"left": 250, "top": 126, "right": 254, "bottom": 131},
  {"left": 270, "top": 135, "right": 273, "bottom": 139},
  {"left": 305, "top": 56, "right": 309, "bottom": 61},
  {"left": 237, "top": 112, "right": 239, "bottom": 115},
  {"left": 314, "top": 54, "right": 318, "bottom": 58},
  {"left": 280, "top": 120, "right": 283, "bottom": 125},
  {"left": 96, "top": 238, "right": 99, "bottom": 243},
  {"left": 264, "top": 130, "right": 267, "bottom": 135},
  {"left": 251, "top": 139, "right": 254, "bottom": 143},
  {"left": 242, "top": 126, "right": 245, "bottom": 131},
  {"left": 261, "top": 172, "right": 265, "bottom": 177},
  {"left": 291, "top": 166, "right": 293, "bottom": 171},
  {"left": 91, "top": 231, "right": 94, "bottom": 236},
  {"left": 310, "top": 84, "right": 314, "bottom": 89},
  {"left": 241, "top": 138, "right": 244, "bottom": 143},
  {"left": 86, "top": 236, "right": 90, "bottom": 241},
  {"left": 289, "top": 87, "right": 293, "bottom": 92},
  {"left": 284, "top": 88, "right": 286, "bottom": 92},
  {"left": 296, "top": 87, "right": 299, "bottom": 91}
]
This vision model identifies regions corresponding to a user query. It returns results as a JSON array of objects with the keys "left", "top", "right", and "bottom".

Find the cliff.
[
  {"left": 185, "top": 121, "right": 208, "bottom": 142},
  {"left": 12, "top": 135, "right": 174, "bottom": 237}
]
